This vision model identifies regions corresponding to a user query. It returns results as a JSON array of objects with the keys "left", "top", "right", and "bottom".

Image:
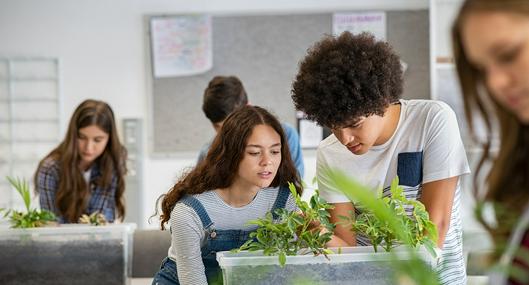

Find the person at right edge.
[{"left": 453, "top": 0, "right": 529, "bottom": 283}]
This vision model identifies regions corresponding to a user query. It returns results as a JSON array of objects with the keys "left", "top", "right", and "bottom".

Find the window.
[{"left": 0, "top": 58, "right": 61, "bottom": 211}]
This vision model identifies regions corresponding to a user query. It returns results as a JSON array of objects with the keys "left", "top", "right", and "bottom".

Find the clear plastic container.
[
  {"left": 0, "top": 223, "right": 136, "bottom": 285},
  {"left": 216, "top": 246, "right": 437, "bottom": 285}
]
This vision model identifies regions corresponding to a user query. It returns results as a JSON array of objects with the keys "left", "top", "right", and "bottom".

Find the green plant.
[
  {"left": 78, "top": 212, "right": 107, "bottom": 226},
  {"left": 234, "top": 182, "right": 335, "bottom": 266},
  {"left": 341, "top": 176, "right": 438, "bottom": 254},
  {"left": 0, "top": 176, "right": 56, "bottom": 228},
  {"left": 326, "top": 169, "right": 440, "bottom": 285}
]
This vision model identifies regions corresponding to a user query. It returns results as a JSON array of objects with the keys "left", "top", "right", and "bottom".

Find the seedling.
[
  {"left": 234, "top": 182, "right": 335, "bottom": 266},
  {"left": 78, "top": 212, "right": 107, "bottom": 226},
  {"left": 0, "top": 176, "right": 56, "bottom": 228}
]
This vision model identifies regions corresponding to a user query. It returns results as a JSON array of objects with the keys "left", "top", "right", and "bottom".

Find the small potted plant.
[
  {"left": 78, "top": 212, "right": 108, "bottom": 226},
  {"left": 341, "top": 176, "right": 438, "bottom": 255},
  {"left": 326, "top": 169, "right": 441, "bottom": 285},
  {"left": 234, "top": 183, "right": 336, "bottom": 266},
  {"left": 0, "top": 176, "right": 135, "bottom": 285},
  {"left": 0, "top": 176, "right": 56, "bottom": 228}
]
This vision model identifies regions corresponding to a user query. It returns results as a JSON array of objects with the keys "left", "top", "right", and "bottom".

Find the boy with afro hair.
[{"left": 291, "top": 31, "right": 469, "bottom": 285}]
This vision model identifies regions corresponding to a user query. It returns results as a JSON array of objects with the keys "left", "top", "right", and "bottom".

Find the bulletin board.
[{"left": 148, "top": 10, "right": 429, "bottom": 154}]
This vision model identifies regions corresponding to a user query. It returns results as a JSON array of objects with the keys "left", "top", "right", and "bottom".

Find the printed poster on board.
[{"left": 333, "top": 12, "right": 386, "bottom": 40}]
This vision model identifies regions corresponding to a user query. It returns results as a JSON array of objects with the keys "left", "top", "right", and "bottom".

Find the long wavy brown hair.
[
  {"left": 35, "top": 99, "right": 127, "bottom": 223},
  {"left": 157, "top": 105, "right": 302, "bottom": 230},
  {"left": 452, "top": 0, "right": 529, "bottom": 249}
]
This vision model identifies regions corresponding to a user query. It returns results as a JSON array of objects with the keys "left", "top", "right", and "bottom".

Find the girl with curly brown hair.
[{"left": 152, "top": 105, "right": 302, "bottom": 284}]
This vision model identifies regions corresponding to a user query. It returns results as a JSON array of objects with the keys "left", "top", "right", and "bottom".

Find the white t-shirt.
[
  {"left": 83, "top": 169, "right": 91, "bottom": 184},
  {"left": 317, "top": 99, "right": 470, "bottom": 285}
]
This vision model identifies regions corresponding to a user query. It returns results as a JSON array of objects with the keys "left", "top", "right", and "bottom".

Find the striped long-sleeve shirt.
[{"left": 167, "top": 188, "right": 297, "bottom": 285}]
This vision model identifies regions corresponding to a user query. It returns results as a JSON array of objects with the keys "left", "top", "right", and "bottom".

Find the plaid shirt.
[{"left": 36, "top": 157, "right": 118, "bottom": 223}]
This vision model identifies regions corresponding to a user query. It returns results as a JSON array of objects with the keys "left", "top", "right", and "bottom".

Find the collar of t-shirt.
[{"left": 83, "top": 168, "right": 91, "bottom": 184}]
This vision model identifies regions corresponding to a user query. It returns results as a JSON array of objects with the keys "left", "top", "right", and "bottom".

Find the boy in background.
[{"left": 198, "top": 75, "right": 304, "bottom": 178}]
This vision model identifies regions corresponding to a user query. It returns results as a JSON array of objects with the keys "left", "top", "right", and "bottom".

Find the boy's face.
[{"left": 331, "top": 115, "right": 386, "bottom": 155}]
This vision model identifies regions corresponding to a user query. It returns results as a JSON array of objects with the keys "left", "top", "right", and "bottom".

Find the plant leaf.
[{"left": 279, "top": 251, "right": 287, "bottom": 267}]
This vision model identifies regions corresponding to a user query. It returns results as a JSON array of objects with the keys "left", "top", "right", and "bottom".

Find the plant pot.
[
  {"left": 216, "top": 246, "right": 436, "bottom": 285},
  {"left": 0, "top": 223, "right": 136, "bottom": 285}
]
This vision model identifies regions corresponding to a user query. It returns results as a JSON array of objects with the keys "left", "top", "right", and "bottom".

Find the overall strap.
[
  {"left": 179, "top": 195, "right": 213, "bottom": 229},
  {"left": 271, "top": 185, "right": 291, "bottom": 220}
]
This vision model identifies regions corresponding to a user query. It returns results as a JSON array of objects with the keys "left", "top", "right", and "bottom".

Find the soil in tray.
[{"left": 0, "top": 238, "right": 126, "bottom": 285}]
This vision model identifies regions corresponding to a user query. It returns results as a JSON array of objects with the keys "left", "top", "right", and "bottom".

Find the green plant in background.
[
  {"left": 325, "top": 169, "right": 441, "bottom": 285},
  {"left": 0, "top": 176, "right": 56, "bottom": 228},
  {"left": 78, "top": 212, "right": 108, "bottom": 226},
  {"left": 234, "top": 182, "right": 335, "bottom": 266},
  {"left": 341, "top": 176, "right": 438, "bottom": 255}
]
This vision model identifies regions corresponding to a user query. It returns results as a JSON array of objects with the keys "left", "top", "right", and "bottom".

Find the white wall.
[
  {"left": 0, "top": 0, "right": 427, "bottom": 228},
  {"left": 431, "top": 0, "right": 463, "bottom": 59}
]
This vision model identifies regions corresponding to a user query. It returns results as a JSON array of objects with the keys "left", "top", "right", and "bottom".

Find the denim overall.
[{"left": 152, "top": 187, "right": 290, "bottom": 285}]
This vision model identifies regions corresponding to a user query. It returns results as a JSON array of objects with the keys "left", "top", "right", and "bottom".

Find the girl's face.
[
  {"left": 77, "top": 125, "right": 109, "bottom": 170},
  {"left": 462, "top": 11, "right": 529, "bottom": 123},
  {"left": 235, "top": 124, "right": 282, "bottom": 190}
]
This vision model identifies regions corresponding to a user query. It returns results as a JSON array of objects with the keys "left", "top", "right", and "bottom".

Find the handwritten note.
[{"left": 150, "top": 15, "right": 212, "bottom": 78}]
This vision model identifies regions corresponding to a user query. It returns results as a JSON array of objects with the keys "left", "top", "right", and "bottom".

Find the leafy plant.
[
  {"left": 325, "top": 169, "right": 440, "bottom": 285},
  {"left": 0, "top": 176, "right": 56, "bottom": 228},
  {"left": 340, "top": 176, "right": 438, "bottom": 255},
  {"left": 78, "top": 212, "right": 107, "bottom": 226},
  {"left": 234, "top": 182, "right": 335, "bottom": 266}
]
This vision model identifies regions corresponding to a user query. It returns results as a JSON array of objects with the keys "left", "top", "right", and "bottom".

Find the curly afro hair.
[{"left": 291, "top": 32, "right": 403, "bottom": 128}]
